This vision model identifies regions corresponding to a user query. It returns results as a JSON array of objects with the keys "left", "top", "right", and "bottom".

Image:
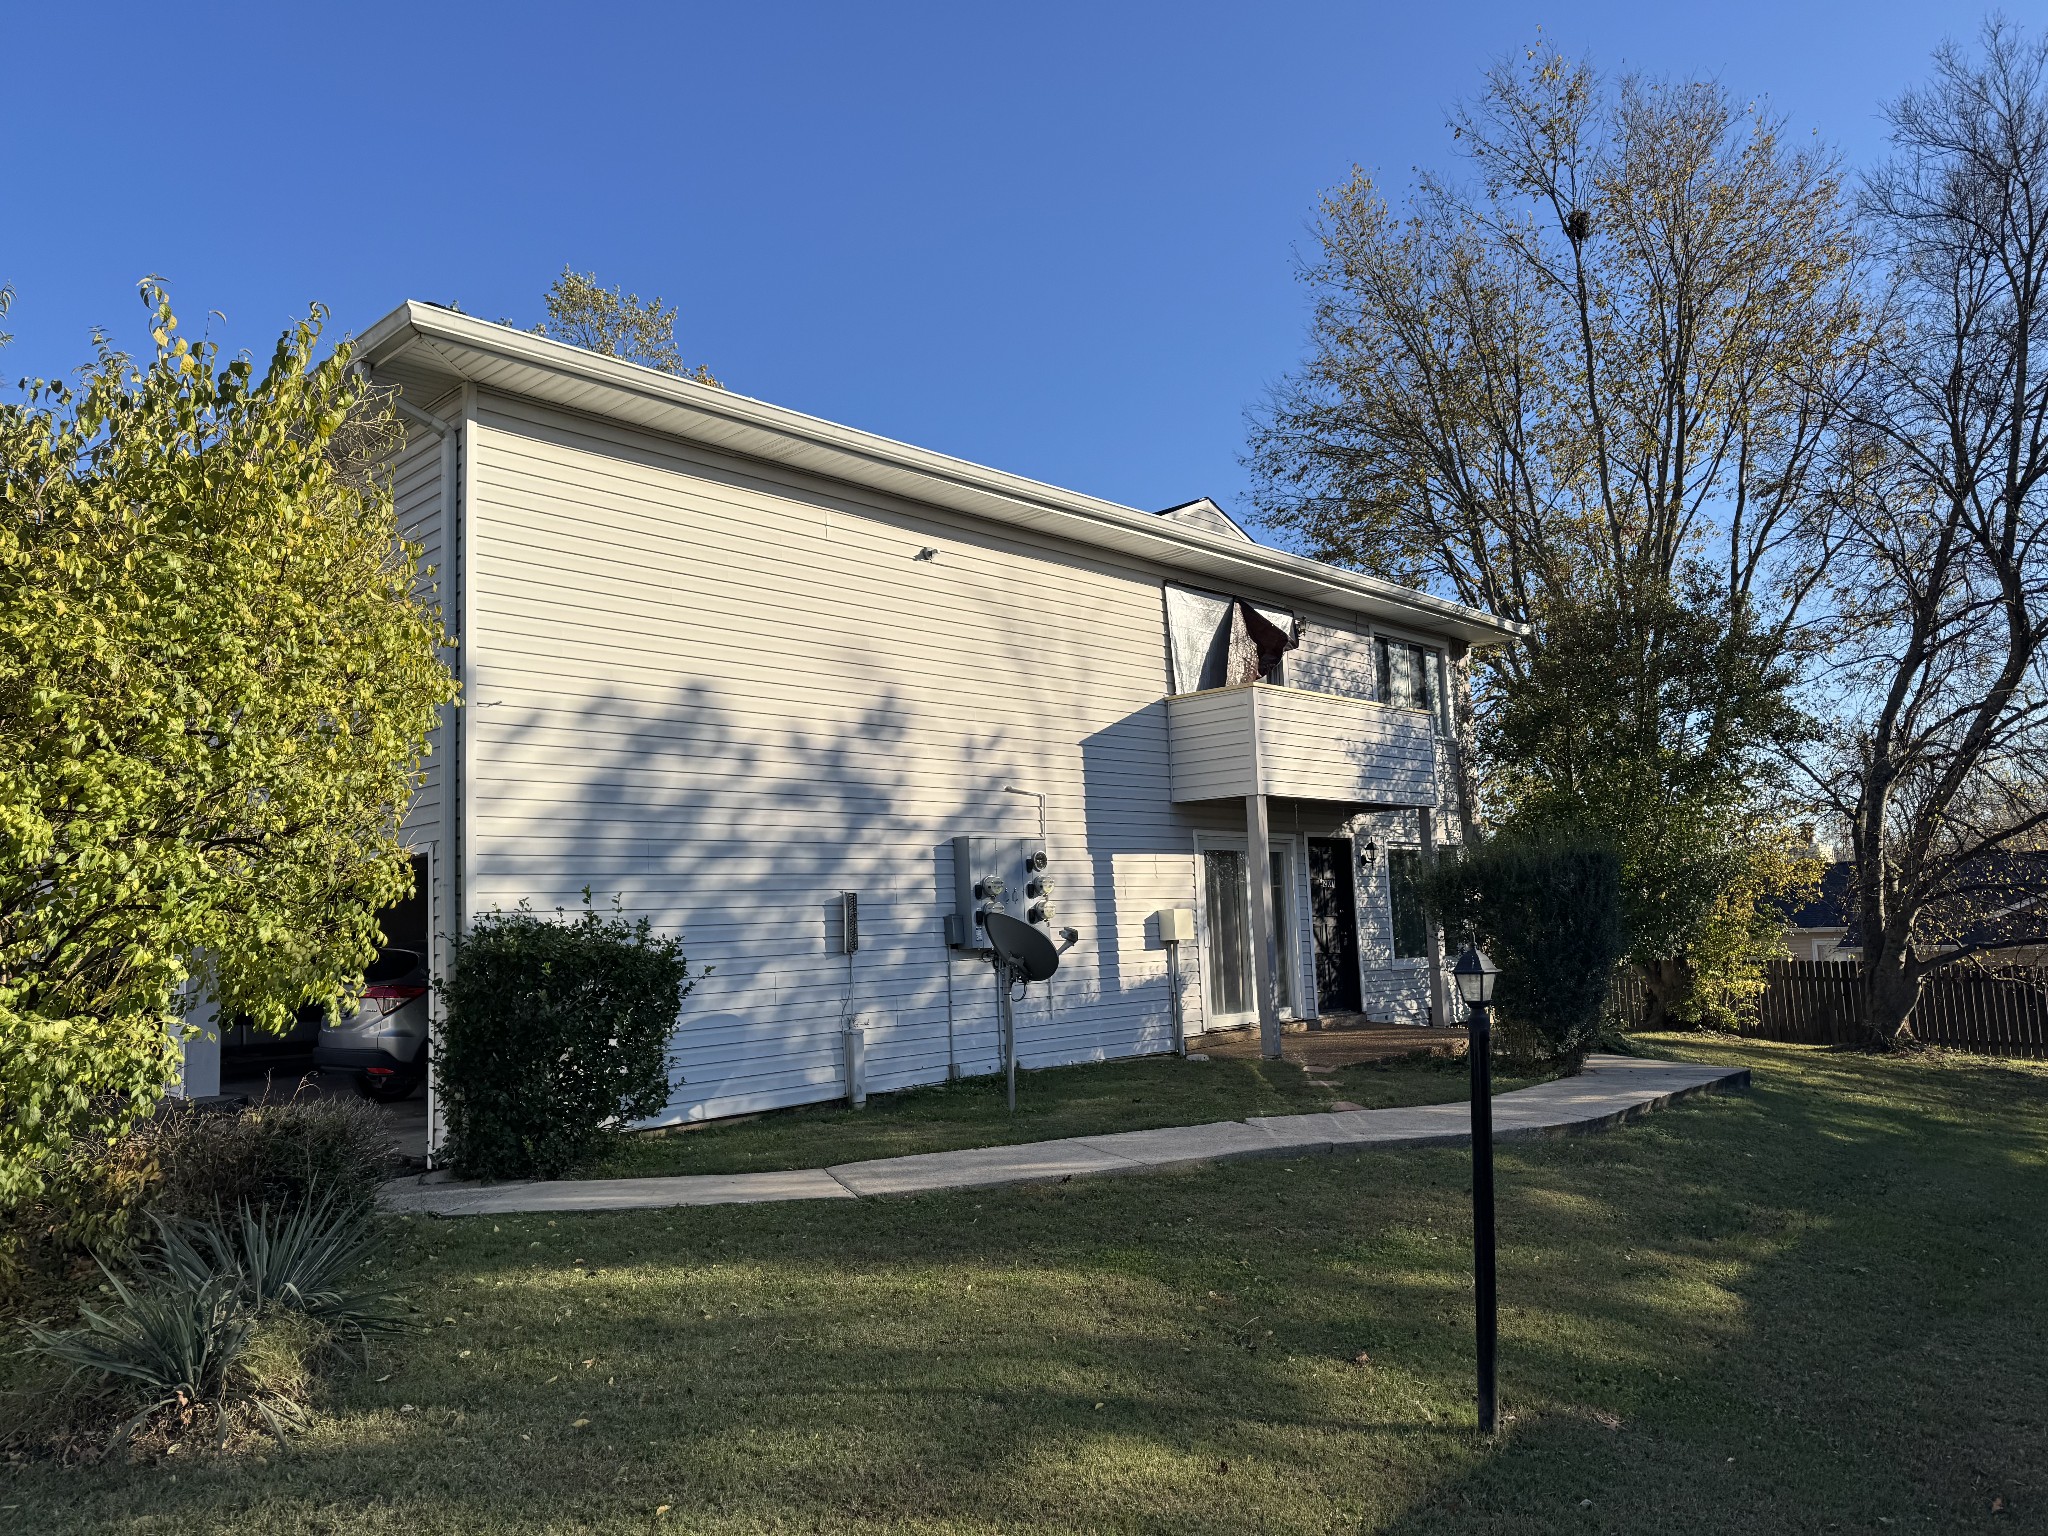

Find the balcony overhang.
[{"left": 1165, "top": 684, "right": 1438, "bottom": 808}]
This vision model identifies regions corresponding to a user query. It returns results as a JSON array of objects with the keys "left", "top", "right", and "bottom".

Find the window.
[
  {"left": 1375, "top": 637, "right": 1438, "bottom": 717},
  {"left": 1200, "top": 843, "right": 1298, "bottom": 1020},
  {"left": 1386, "top": 848, "right": 1430, "bottom": 961},
  {"left": 1203, "top": 849, "right": 1252, "bottom": 1017}
]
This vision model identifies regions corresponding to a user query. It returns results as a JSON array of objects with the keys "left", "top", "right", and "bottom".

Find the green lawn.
[
  {"left": 582, "top": 1049, "right": 1533, "bottom": 1179},
  {"left": 5, "top": 1037, "right": 2044, "bottom": 1533}
]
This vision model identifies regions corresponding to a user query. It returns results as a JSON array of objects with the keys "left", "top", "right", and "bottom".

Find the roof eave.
[{"left": 355, "top": 302, "right": 1528, "bottom": 647}]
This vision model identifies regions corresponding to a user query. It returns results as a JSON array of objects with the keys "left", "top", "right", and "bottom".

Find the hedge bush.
[
  {"left": 1421, "top": 837, "right": 1627, "bottom": 1071},
  {"left": 438, "top": 895, "right": 691, "bottom": 1180}
]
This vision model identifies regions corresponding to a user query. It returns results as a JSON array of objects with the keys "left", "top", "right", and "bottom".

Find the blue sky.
[{"left": 0, "top": 1, "right": 1997, "bottom": 528}]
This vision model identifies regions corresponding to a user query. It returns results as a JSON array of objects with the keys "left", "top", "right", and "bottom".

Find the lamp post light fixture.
[{"left": 1452, "top": 943, "right": 1501, "bottom": 1436}]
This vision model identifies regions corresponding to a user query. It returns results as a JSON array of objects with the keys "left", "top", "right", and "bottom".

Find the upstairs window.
[
  {"left": 1165, "top": 584, "right": 1300, "bottom": 693},
  {"left": 1375, "top": 637, "right": 1439, "bottom": 717}
]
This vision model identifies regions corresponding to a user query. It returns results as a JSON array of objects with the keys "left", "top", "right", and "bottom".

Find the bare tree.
[
  {"left": 1249, "top": 43, "right": 1863, "bottom": 1019},
  {"left": 1250, "top": 47, "right": 1865, "bottom": 802},
  {"left": 1811, "top": 20, "right": 2048, "bottom": 1040}
]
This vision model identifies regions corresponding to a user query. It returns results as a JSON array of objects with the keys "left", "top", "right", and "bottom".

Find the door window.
[
  {"left": 1201, "top": 844, "right": 1297, "bottom": 1019},
  {"left": 1203, "top": 849, "right": 1252, "bottom": 1017}
]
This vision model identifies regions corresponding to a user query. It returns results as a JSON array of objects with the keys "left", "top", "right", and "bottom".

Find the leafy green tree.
[
  {"left": 534, "top": 267, "right": 722, "bottom": 386},
  {"left": 0, "top": 284, "right": 458, "bottom": 1206},
  {"left": 1485, "top": 590, "right": 1821, "bottom": 1024}
]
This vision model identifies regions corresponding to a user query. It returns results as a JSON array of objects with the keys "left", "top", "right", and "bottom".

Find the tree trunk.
[
  {"left": 1445, "top": 643, "right": 1483, "bottom": 846},
  {"left": 1859, "top": 933, "right": 1919, "bottom": 1046},
  {"left": 1639, "top": 956, "right": 1689, "bottom": 1030}
]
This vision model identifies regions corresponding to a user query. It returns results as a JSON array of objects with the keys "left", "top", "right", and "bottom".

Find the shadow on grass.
[{"left": 8, "top": 1040, "right": 2044, "bottom": 1534}]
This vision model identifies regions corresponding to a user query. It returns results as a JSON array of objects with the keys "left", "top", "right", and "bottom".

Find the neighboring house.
[
  {"left": 353, "top": 303, "right": 1521, "bottom": 1135},
  {"left": 1784, "top": 861, "right": 1858, "bottom": 961},
  {"left": 1785, "top": 856, "right": 2048, "bottom": 964}
]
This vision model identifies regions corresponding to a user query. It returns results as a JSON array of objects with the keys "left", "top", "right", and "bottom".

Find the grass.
[
  {"left": 3, "top": 1036, "right": 2043, "bottom": 1532},
  {"left": 583, "top": 1048, "right": 1537, "bottom": 1179}
]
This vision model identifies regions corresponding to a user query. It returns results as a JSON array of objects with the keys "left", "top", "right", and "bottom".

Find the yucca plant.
[
  {"left": 18, "top": 1194, "right": 403, "bottom": 1452},
  {"left": 153, "top": 1199, "right": 402, "bottom": 1342},
  {"left": 20, "top": 1263, "right": 254, "bottom": 1447}
]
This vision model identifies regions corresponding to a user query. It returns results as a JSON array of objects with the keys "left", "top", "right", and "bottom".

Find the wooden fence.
[{"left": 1613, "top": 959, "right": 2048, "bottom": 1057}]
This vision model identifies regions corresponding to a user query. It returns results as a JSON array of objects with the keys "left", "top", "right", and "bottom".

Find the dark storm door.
[{"left": 1307, "top": 838, "right": 1362, "bottom": 1014}]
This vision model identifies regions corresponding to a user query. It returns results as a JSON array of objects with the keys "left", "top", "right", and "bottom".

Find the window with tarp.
[{"left": 1165, "top": 583, "right": 1300, "bottom": 694}]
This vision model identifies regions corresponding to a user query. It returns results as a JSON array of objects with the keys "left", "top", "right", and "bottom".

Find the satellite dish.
[{"left": 984, "top": 910, "right": 1060, "bottom": 983}]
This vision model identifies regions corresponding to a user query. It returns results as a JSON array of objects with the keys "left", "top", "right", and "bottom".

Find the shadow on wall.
[{"left": 467, "top": 676, "right": 1200, "bottom": 1125}]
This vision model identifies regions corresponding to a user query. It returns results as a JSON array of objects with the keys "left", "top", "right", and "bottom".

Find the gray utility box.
[{"left": 949, "top": 834, "right": 1053, "bottom": 951}]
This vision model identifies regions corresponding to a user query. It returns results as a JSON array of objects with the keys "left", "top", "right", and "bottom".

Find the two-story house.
[{"left": 352, "top": 303, "right": 1521, "bottom": 1146}]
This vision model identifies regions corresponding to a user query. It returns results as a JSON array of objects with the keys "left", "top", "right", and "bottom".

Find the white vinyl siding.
[
  {"left": 424, "top": 390, "right": 1477, "bottom": 1118},
  {"left": 1165, "top": 685, "right": 1438, "bottom": 806},
  {"left": 391, "top": 424, "right": 451, "bottom": 975},
  {"left": 460, "top": 395, "right": 1215, "bottom": 1121},
  {"left": 1290, "top": 616, "right": 1379, "bottom": 700}
]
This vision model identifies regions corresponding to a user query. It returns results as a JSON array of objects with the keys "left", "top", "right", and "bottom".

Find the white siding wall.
[
  {"left": 1253, "top": 690, "right": 1436, "bottom": 805},
  {"left": 460, "top": 395, "right": 1236, "bottom": 1122},
  {"left": 440, "top": 391, "right": 1476, "bottom": 1116},
  {"left": 1289, "top": 615, "right": 1378, "bottom": 700}
]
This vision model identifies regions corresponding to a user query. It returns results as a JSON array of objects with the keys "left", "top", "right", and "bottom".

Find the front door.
[{"left": 1308, "top": 838, "right": 1362, "bottom": 1014}]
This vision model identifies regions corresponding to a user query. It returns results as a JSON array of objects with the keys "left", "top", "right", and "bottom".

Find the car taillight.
[{"left": 365, "top": 983, "right": 427, "bottom": 1017}]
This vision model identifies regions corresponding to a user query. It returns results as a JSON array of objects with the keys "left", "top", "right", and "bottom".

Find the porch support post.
[
  {"left": 1419, "top": 806, "right": 1448, "bottom": 1028},
  {"left": 1246, "top": 792, "right": 1283, "bottom": 1059}
]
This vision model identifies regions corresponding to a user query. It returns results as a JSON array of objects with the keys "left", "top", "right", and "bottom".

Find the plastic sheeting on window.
[{"left": 1165, "top": 583, "right": 1299, "bottom": 694}]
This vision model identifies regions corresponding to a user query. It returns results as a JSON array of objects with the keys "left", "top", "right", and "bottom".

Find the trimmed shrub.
[
  {"left": 438, "top": 894, "right": 691, "bottom": 1180},
  {"left": 1421, "top": 838, "right": 1627, "bottom": 1071}
]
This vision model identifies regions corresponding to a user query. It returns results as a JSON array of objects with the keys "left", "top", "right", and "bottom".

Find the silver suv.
[{"left": 312, "top": 947, "right": 430, "bottom": 1102}]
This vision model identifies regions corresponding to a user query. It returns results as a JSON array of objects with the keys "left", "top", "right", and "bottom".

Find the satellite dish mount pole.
[{"left": 999, "top": 963, "right": 1018, "bottom": 1113}]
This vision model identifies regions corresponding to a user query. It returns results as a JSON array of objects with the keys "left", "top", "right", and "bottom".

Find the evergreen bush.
[
  {"left": 437, "top": 895, "right": 690, "bottom": 1180},
  {"left": 1421, "top": 838, "right": 1628, "bottom": 1071}
]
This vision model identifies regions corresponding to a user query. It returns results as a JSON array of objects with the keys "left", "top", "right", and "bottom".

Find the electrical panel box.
[
  {"left": 836, "top": 891, "right": 859, "bottom": 954},
  {"left": 1157, "top": 907, "right": 1197, "bottom": 944},
  {"left": 951, "top": 835, "right": 1055, "bottom": 950}
]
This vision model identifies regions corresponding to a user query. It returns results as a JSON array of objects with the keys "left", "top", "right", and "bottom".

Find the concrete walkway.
[{"left": 379, "top": 1053, "right": 1747, "bottom": 1218}]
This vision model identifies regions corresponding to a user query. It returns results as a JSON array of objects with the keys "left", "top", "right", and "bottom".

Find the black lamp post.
[{"left": 1453, "top": 943, "right": 1500, "bottom": 1436}]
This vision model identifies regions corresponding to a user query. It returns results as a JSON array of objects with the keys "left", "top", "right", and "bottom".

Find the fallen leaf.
[
  {"left": 656, "top": 1506, "right": 671, "bottom": 1517},
  {"left": 583, "top": 1359, "right": 596, "bottom": 1369},
  {"left": 572, "top": 1418, "right": 591, "bottom": 1428},
  {"left": 458, "top": 1350, "right": 472, "bottom": 1359},
  {"left": 374, "top": 1374, "right": 392, "bottom": 1384}
]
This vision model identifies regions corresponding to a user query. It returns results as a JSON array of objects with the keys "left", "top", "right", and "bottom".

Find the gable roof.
[
  {"left": 1155, "top": 497, "right": 1255, "bottom": 543},
  {"left": 354, "top": 302, "right": 1525, "bottom": 647}
]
